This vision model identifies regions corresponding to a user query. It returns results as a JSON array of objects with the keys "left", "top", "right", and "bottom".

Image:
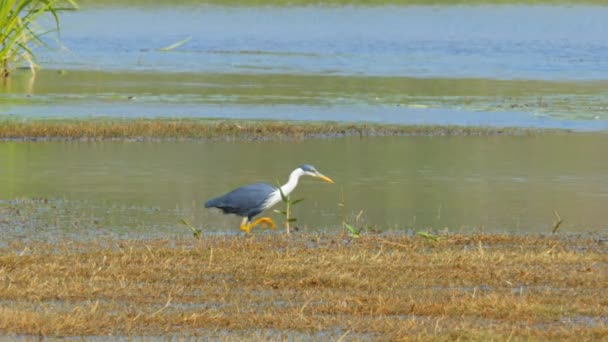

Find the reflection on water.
[{"left": 1, "top": 135, "right": 607, "bottom": 241}]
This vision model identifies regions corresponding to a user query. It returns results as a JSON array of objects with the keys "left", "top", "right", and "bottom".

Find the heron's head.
[{"left": 299, "top": 164, "right": 334, "bottom": 183}]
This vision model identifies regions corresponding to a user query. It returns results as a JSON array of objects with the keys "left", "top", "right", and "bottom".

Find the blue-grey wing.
[{"left": 205, "top": 183, "right": 276, "bottom": 217}]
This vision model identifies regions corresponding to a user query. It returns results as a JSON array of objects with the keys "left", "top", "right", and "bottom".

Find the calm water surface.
[
  {"left": 1, "top": 135, "right": 607, "bottom": 242},
  {"left": 2, "top": 4, "right": 607, "bottom": 242},
  {"left": 2, "top": 5, "right": 608, "bottom": 128},
  {"left": 43, "top": 5, "right": 608, "bottom": 79}
]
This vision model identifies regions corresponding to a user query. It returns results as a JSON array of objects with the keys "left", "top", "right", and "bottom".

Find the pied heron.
[{"left": 205, "top": 164, "right": 334, "bottom": 234}]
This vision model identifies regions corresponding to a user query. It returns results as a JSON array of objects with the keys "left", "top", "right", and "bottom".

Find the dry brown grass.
[
  {"left": 0, "top": 118, "right": 553, "bottom": 141},
  {"left": 1, "top": 233, "right": 607, "bottom": 340}
]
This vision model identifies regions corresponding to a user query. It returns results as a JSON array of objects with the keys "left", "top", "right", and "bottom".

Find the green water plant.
[
  {"left": 180, "top": 218, "right": 202, "bottom": 239},
  {"left": 274, "top": 185, "right": 304, "bottom": 235},
  {"left": 0, "top": 0, "right": 77, "bottom": 78},
  {"left": 551, "top": 210, "right": 563, "bottom": 234},
  {"left": 338, "top": 193, "right": 365, "bottom": 240},
  {"left": 416, "top": 231, "right": 442, "bottom": 242},
  {"left": 344, "top": 223, "right": 361, "bottom": 239}
]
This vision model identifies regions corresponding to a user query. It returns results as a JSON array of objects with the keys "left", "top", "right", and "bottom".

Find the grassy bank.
[
  {"left": 0, "top": 118, "right": 565, "bottom": 141},
  {"left": 1, "top": 233, "right": 606, "bottom": 339}
]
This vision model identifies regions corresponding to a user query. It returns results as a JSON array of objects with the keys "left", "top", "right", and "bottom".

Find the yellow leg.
[
  {"left": 239, "top": 217, "right": 252, "bottom": 235},
  {"left": 250, "top": 217, "right": 276, "bottom": 230},
  {"left": 239, "top": 217, "right": 276, "bottom": 235}
]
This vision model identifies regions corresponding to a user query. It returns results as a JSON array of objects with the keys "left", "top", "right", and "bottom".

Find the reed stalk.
[{"left": 0, "top": 0, "right": 77, "bottom": 79}]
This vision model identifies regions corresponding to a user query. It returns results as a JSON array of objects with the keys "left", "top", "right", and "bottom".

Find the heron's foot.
[
  {"left": 240, "top": 217, "right": 276, "bottom": 235},
  {"left": 240, "top": 223, "right": 252, "bottom": 235},
  {"left": 251, "top": 217, "right": 276, "bottom": 230}
]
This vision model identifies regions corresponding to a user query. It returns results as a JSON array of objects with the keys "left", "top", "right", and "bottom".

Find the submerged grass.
[
  {"left": 4, "top": 70, "right": 607, "bottom": 121},
  {"left": 0, "top": 233, "right": 606, "bottom": 339},
  {"left": 0, "top": 118, "right": 565, "bottom": 141}
]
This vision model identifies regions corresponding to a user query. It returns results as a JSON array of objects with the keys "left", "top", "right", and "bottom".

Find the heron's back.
[{"left": 205, "top": 182, "right": 276, "bottom": 218}]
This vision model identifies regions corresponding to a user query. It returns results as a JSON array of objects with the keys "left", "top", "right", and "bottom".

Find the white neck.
[
  {"left": 280, "top": 168, "right": 304, "bottom": 197},
  {"left": 262, "top": 168, "right": 307, "bottom": 210}
]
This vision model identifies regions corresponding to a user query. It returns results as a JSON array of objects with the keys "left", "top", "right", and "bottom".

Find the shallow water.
[
  {"left": 1, "top": 135, "right": 607, "bottom": 242},
  {"left": 42, "top": 5, "right": 608, "bottom": 79},
  {"left": 2, "top": 5, "right": 608, "bottom": 129},
  {"left": 2, "top": 70, "right": 608, "bottom": 129}
]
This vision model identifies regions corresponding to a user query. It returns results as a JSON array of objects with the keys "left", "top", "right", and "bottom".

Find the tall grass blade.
[
  {"left": 552, "top": 210, "right": 563, "bottom": 234},
  {"left": 0, "top": 0, "right": 78, "bottom": 78},
  {"left": 179, "top": 218, "right": 201, "bottom": 239},
  {"left": 158, "top": 37, "right": 192, "bottom": 52},
  {"left": 278, "top": 186, "right": 288, "bottom": 203}
]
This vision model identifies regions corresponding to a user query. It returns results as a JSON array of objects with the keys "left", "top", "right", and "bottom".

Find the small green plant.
[
  {"left": 551, "top": 210, "right": 563, "bottom": 234},
  {"left": 274, "top": 185, "right": 304, "bottom": 235},
  {"left": 0, "top": 0, "right": 78, "bottom": 79},
  {"left": 180, "top": 218, "right": 201, "bottom": 239},
  {"left": 338, "top": 191, "right": 366, "bottom": 240},
  {"left": 416, "top": 231, "right": 441, "bottom": 242},
  {"left": 344, "top": 223, "right": 361, "bottom": 239}
]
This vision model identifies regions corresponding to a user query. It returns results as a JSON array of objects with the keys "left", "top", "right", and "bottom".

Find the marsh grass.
[
  {"left": 274, "top": 185, "right": 304, "bottom": 235},
  {"left": 1, "top": 233, "right": 606, "bottom": 339},
  {"left": 0, "top": 0, "right": 77, "bottom": 78},
  {"left": 0, "top": 118, "right": 561, "bottom": 141}
]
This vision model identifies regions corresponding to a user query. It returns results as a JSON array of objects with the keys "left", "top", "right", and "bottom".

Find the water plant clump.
[
  {"left": 0, "top": 118, "right": 557, "bottom": 141},
  {"left": 0, "top": 0, "right": 77, "bottom": 79}
]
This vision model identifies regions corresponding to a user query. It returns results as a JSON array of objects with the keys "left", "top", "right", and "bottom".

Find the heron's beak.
[{"left": 316, "top": 173, "right": 334, "bottom": 184}]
